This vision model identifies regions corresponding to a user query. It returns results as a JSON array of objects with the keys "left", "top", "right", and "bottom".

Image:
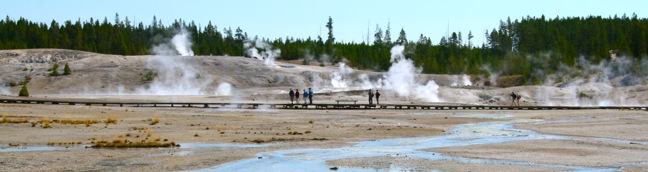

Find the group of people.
[
  {"left": 368, "top": 89, "right": 381, "bottom": 105},
  {"left": 289, "top": 88, "right": 314, "bottom": 104}
]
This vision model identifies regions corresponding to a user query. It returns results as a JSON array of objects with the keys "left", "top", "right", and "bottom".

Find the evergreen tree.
[
  {"left": 467, "top": 31, "right": 474, "bottom": 47},
  {"left": 325, "top": 16, "right": 335, "bottom": 55},
  {"left": 384, "top": 22, "right": 391, "bottom": 45},
  {"left": 19, "top": 84, "right": 29, "bottom": 97},
  {"left": 396, "top": 28, "right": 407, "bottom": 45},
  {"left": 373, "top": 25, "right": 383, "bottom": 45},
  {"left": 63, "top": 63, "right": 71, "bottom": 75},
  {"left": 49, "top": 63, "right": 59, "bottom": 76}
]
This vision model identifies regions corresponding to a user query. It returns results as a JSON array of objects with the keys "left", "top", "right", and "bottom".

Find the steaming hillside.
[
  {"left": 2, "top": 49, "right": 648, "bottom": 106},
  {"left": 0, "top": 49, "right": 455, "bottom": 95}
]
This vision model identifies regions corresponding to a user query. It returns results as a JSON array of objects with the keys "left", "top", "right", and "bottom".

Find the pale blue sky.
[{"left": 1, "top": 0, "right": 646, "bottom": 44}]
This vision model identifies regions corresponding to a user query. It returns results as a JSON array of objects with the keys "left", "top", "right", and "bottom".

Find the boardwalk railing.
[{"left": 1, "top": 98, "right": 646, "bottom": 110}]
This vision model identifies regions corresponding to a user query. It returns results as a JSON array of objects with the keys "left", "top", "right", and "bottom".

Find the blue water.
[
  {"left": 0, "top": 146, "right": 64, "bottom": 153},
  {"left": 197, "top": 122, "right": 618, "bottom": 172}
]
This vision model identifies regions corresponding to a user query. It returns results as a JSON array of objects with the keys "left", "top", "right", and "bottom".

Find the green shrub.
[
  {"left": 19, "top": 84, "right": 29, "bottom": 97},
  {"left": 49, "top": 63, "right": 59, "bottom": 76},
  {"left": 141, "top": 70, "right": 157, "bottom": 82},
  {"left": 63, "top": 63, "right": 71, "bottom": 75}
]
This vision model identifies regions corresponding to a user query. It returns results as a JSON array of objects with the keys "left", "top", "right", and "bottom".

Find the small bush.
[
  {"left": 49, "top": 63, "right": 60, "bottom": 76},
  {"left": 287, "top": 131, "right": 303, "bottom": 135},
  {"left": 105, "top": 117, "right": 118, "bottom": 125},
  {"left": 58, "top": 119, "right": 98, "bottom": 127},
  {"left": 141, "top": 71, "right": 157, "bottom": 82},
  {"left": 40, "top": 119, "right": 52, "bottom": 128},
  {"left": 149, "top": 117, "right": 160, "bottom": 125},
  {"left": 63, "top": 63, "right": 71, "bottom": 75},
  {"left": 578, "top": 91, "right": 593, "bottom": 99},
  {"left": 18, "top": 84, "right": 29, "bottom": 97}
]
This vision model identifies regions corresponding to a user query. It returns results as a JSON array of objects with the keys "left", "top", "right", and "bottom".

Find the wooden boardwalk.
[{"left": 1, "top": 98, "right": 646, "bottom": 111}]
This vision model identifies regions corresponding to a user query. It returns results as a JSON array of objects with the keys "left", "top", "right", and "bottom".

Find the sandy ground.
[
  {"left": 2, "top": 102, "right": 647, "bottom": 171},
  {"left": 327, "top": 157, "right": 560, "bottom": 172},
  {"left": 429, "top": 110, "right": 648, "bottom": 171},
  {"left": 0, "top": 103, "right": 488, "bottom": 171}
]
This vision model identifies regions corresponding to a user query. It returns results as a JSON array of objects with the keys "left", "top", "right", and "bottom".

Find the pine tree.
[
  {"left": 467, "top": 31, "right": 474, "bottom": 47},
  {"left": 384, "top": 22, "right": 391, "bottom": 45},
  {"left": 19, "top": 84, "right": 29, "bottom": 97},
  {"left": 325, "top": 16, "right": 335, "bottom": 55},
  {"left": 396, "top": 28, "right": 407, "bottom": 45},
  {"left": 49, "top": 63, "right": 59, "bottom": 76},
  {"left": 63, "top": 63, "right": 71, "bottom": 75},
  {"left": 373, "top": 25, "right": 383, "bottom": 45}
]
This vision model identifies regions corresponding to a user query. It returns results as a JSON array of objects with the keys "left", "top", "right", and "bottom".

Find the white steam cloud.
[
  {"left": 171, "top": 29, "right": 195, "bottom": 56},
  {"left": 318, "top": 45, "right": 441, "bottom": 102},
  {"left": 381, "top": 45, "right": 441, "bottom": 102},
  {"left": 451, "top": 74, "right": 472, "bottom": 87},
  {"left": 358, "top": 74, "right": 376, "bottom": 90},
  {"left": 135, "top": 28, "right": 231, "bottom": 96},
  {"left": 480, "top": 65, "right": 500, "bottom": 86},
  {"left": 535, "top": 55, "right": 643, "bottom": 106},
  {"left": 244, "top": 39, "right": 281, "bottom": 67},
  {"left": 331, "top": 62, "right": 352, "bottom": 88},
  {"left": 215, "top": 82, "right": 233, "bottom": 96}
]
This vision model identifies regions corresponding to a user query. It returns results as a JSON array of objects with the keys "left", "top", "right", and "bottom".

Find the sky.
[{"left": 1, "top": 0, "right": 646, "bottom": 45}]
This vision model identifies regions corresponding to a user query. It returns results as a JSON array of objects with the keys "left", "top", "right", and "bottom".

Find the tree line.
[{"left": 1, "top": 14, "right": 647, "bottom": 84}]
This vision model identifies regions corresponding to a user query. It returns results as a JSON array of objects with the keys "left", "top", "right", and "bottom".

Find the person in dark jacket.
[
  {"left": 295, "top": 89, "right": 300, "bottom": 104},
  {"left": 510, "top": 92, "right": 521, "bottom": 106},
  {"left": 289, "top": 89, "right": 295, "bottom": 104},
  {"left": 375, "top": 90, "right": 381, "bottom": 105},
  {"left": 368, "top": 90, "right": 374, "bottom": 105}
]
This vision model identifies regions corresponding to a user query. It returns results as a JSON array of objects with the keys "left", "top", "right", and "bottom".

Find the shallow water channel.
[{"left": 197, "top": 121, "right": 618, "bottom": 172}]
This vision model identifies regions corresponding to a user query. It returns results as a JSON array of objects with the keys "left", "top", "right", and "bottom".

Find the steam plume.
[
  {"left": 135, "top": 28, "right": 231, "bottom": 96},
  {"left": 244, "top": 38, "right": 281, "bottom": 67},
  {"left": 331, "top": 62, "right": 352, "bottom": 88},
  {"left": 381, "top": 45, "right": 441, "bottom": 102}
]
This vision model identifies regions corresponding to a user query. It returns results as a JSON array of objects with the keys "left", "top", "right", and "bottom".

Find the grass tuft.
[
  {"left": 149, "top": 117, "right": 160, "bottom": 125},
  {"left": 1, "top": 116, "right": 30, "bottom": 124},
  {"left": 104, "top": 117, "right": 118, "bottom": 125},
  {"left": 92, "top": 129, "right": 178, "bottom": 148}
]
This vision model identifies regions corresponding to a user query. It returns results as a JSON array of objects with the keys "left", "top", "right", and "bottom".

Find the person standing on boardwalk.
[
  {"left": 289, "top": 89, "right": 295, "bottom": 104},
  {"left": 308, "top": 87, "right": 314, "bottom": 104},
  {"left": 368, "top": 90, "right": 374, "bottom": 105},
  {"left": 295, "top": 89, "right": 300, "bottom": 104},
  {"left": 510, "top": 92, "right": 522, "bottom": 106},
  {"left": 375, "top": 90, "right": 381, "bottom": 105},
  {"left": 303, "top": 88, "right": 308, "bottom": 104}
]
